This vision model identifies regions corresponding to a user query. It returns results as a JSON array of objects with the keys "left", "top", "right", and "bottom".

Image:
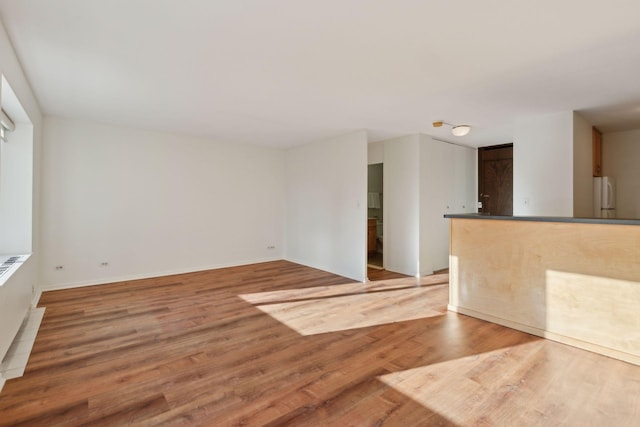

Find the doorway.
[
  {"left": 478, "top": 144, "right": 513, "bottom": 215},
  {"left": 367, "top": 163, "right": 383, "bottom": 268}
]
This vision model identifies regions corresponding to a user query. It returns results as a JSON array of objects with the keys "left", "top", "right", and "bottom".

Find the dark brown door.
[{"left": 478, "top": 144, "right": 513, "bottom": 215}]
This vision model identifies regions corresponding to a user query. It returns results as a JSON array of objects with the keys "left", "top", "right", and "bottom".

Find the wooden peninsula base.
[{"left": 446, "top": 214, "right": 640, "bottom": 365}]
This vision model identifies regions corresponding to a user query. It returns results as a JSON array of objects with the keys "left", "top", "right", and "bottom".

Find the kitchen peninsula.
[{"left": 445, "top": 214, "right": 640, "bottom": 365}]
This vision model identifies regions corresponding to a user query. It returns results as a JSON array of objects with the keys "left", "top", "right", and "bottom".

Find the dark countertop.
[{"left": 444, "top": 213, "right": 640, "bottom": 226}]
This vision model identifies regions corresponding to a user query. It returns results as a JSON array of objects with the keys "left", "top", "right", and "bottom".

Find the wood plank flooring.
[
  {"left": 366, "top": 267, "right": 410, "bottom": 281},
  {"left": 1, "top": 260, "right": 639, "bottom": 426}
]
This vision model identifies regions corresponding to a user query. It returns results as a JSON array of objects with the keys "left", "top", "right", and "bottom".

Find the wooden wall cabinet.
[{"left": 592, "top": 127, "right": 602, "bottom": 177}]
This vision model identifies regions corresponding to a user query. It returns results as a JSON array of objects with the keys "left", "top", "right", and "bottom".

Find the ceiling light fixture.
[{"left": 433, "top": 121, "right": 471, "bottom": 137}]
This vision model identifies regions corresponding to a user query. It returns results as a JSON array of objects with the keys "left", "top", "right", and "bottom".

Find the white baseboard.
[
  {"left": 31, "top": 289, "right": 42, "bottom": 308},
  {"left": 42, "top": 257, "right": 282, "bottom": 292}
]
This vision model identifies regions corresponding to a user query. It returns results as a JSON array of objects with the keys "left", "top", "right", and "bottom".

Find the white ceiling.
[{"left": 0, "top": 0, "right": 639, "bottom": 148}]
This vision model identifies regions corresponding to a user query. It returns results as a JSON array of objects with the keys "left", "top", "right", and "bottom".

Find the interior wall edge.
[{"left": 283, "top": 256, "right": 361, "bottom": 283}]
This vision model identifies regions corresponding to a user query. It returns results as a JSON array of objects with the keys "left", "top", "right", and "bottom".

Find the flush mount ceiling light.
[
  {"left": 433, "top": 121, "right": 471, "bottom": 137},
  {"left": 451, "top": 125, "right": 471, "bottom": 136}
]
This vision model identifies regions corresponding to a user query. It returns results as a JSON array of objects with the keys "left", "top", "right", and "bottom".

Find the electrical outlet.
[
  {"left": 55, "top": 265, "right": 63, "bottom": 270},
  {"left": 100, "top": 262, "right": 109, "bottom": 267}
]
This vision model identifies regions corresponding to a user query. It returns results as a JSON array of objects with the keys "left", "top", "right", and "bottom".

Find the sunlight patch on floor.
[
  {"left": 377, "top": 340, "right": 575, "bottom": 426},
  {"left": 241, "top": 279, "right": 448, "bottom": 335},
  {"left": 240, "top": 273, "right": 448, "bottom": 305}
]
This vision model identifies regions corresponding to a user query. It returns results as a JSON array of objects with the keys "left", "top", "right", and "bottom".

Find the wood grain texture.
[
  {"left": 478, "top": 144, "right": 513, "bottom": 216},
  {"left": 593, "top": 126, "right": 603, "bottom": 177},
  {"left": 450, "top": 218, "right": 640, "bottom": 364},
  {"left": 1, "top": 260, "right": 639, "bottom": 425},
  {"left": 367, "top": 267, "right": 410, "bottom": 281}
]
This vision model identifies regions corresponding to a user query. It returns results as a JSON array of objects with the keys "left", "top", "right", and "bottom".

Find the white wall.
[
  {"left": 603, "top": 129, "right": 640, "bottom": 218},
  {"left": 513, "top": 111, "right": 574, "bottom": 216},
  {"left": 573, "top": 112, "right": 594, "bottom": 217},
  {"left": 381, "top": 135, "right": 476, "bottom": 276},
  {"left": 384, "top": 135, "right": 420, "bottom": 276},
  {"left": 420, "top": 136, "right": 476, "bottom": 275},
  {"left": 368, "top": 141, "right": 384, "bottom": 165},
  {"left": 419, "top": 136, "right": 444, "bottom": 276},
  {"left": 285, "top": 130, "right": 367, "bottom": 282},
  {"left": 0, "top": 19, "right": 43, "bottom": 372},
  {"left": 41, "top": 117, "right": 285, "bottom": 289}
]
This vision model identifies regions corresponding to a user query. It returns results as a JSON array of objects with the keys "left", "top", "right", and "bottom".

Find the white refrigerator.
[{"left": 594, "top": 177, "right": 616, "bottom": 218}]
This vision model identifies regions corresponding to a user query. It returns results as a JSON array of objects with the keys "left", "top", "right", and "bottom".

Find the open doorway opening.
[{"left": 367, "top": 163, "right": 383, "bottom": 269}]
